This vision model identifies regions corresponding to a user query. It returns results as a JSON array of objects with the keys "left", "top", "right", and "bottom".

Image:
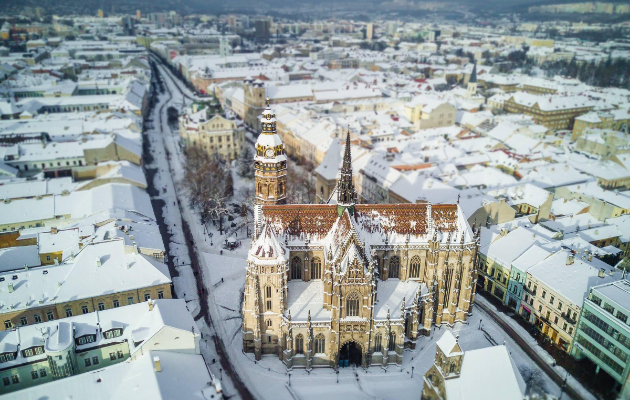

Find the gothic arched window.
[
  {"left": 389, "top": 256, "right": 400, "bottom": 279},
  {"left": 388, "top": 332, "right": 396, "bottom": 352},
  {"left": 314, "top": 334, "right": 325, "bottom": 354},
  {"left": 373, "top": 333, "right": 382, "bottom": 353},
  {"left": 374, "top": 256, "right": 381, "bottom": 277},
  {"left": 311, "top": 257, "right": 322, "bottom": 280},
  {"left": 295, "top": 334, "right": 304, "bottom": 354},
  {"left": 346, "top": 292, "right": 360, "bottom": 317},
  {"left": 409, "top": 256, "right": 421, "bottom": 278},
  {"left": 291, "top": 257, "right": 302, "bottom": 280}
]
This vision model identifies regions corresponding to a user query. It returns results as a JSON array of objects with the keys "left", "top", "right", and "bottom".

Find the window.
[
  {"left": 98, "top": 303, "right": 105, "bottom": 311},
  {"left": 92, "top": 356, "right": 99, "bottom": 365},
  {"left": 265, "top": 286, "right": 272, "bottom": 311},
  {"left": 34, "top": 314, "right": 41, "bottom": 323},
  {"left": 144, "top": 293, "right": 151, "bottom": 301},
  {"left": 39, "top": 369, "right": 46, "bottom": 377},
  {"left": 266, "top": 319, "right": 272, "bottom": 328},
  {"left": 388, "top": 332, "right": 396, "bottom": 352},
  {"left": 82, "top": 305, "right": 89, "bottom": 314},
  {"left": 3, "top": 377, "right": 9, "bottom": 386},
  {"left": 78, "top": 335, "right": 95, "bottom": 345},
  {"left": 46, "top": 255, "right": 51, "bottom": 261},
  {"left": 346, "top": 292, "right": 360, "bottom": 317},
  {"left": 85, "top": 358, "right": 92, "bottom": 367},
  {"left": 110, "top": 352, "right": 117, "bottom": 361},
  {"left": 616, "top": 311, "right": 628, "bottom": 324},
  {"left": 389, "top": 256, "right": 400, "bottom": 279},
  {"left": 603, "top": 303, "right": 615, "bottom": 314},
  {"left": 550, "top": 296, "right": 555, "bottom": 305},
  {"left": 314, "top": 334, "right": 325, "bottom": 354},
  {"left": 3, "top": 320, "right": 11, "bottom": 329},
  {"left": 538, "top": 305, "right": 542, "bottom": 312},
  {"left": 117, "top": 350, "right": 124, "bottom": 359},
  {"left": 31, "top": 370, "right": 38, "bottom": 379},
  {"left": 311, "top": 257, "right": 322, "bottom": 280},
  {"left": 20, "top": 317, "right": 27, "bottom": 326},
  {"left": 569, "top": 327, "right": 573, "bottom": 335},
  {"left": 374, "top": 333, "right": 383, "bottom": 353},
  {"left": 113, "top": 300, "right": 120, "bottom": 308},
  {"left": 558, "top": 302, "right": 563, "bottom": 311},
  {"left": 295, "top": 334, "right": 304, "bottom": 354},
  {"left": 291, "top": 257, "right": 302, "bottom": 280},
  {"left": 128, "top": 297, "right": 134, "bottom": 305},
  {"left": 65, "top": 309, "right": 72, "bottom": 317},
  {"left": 563, "top": 322, "right": 568, "bottom": 331},
  {"left": 554, "top": 316, "right": 559, "bottom": 324},
  {"left": 158, "top": 291, "right": 164, "bottom": 299},
  {"left": 542, "top": 290, "right": 546, "bottom": 299},
  {"left": 11, "top": 375, "right": 19, "bottom": 384},
  {"left": 409, "top": 256, "right": 421, "bottom": 278},
  {"left": 46, "top": 311, "right": 54, "bottom": 321}
]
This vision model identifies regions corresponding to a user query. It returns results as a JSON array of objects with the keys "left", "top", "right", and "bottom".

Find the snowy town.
[{"left": 0, "top": 4, "right": 629, "bottom": 400}]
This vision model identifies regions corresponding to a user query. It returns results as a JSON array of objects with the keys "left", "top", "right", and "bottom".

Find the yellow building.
[
  {"left": 572, "top": 112, "right": 614, "bottom": 140},
  {"left": 505, "top": 93, "right": 593, "bottom": 130}
]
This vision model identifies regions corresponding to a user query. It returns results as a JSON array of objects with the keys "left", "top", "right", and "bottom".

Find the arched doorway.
[{"left": 339, "top": 341, "right": 362, "bottom": 368}]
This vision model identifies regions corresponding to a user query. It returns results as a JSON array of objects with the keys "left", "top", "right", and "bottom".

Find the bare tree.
[{"left": 518, "top": 365, "right": 547, "bottom": 398}]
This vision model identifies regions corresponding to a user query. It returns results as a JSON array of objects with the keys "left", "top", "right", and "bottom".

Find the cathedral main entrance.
[{"left": 339, "top": 341, "right": 362, "bottom": 368}]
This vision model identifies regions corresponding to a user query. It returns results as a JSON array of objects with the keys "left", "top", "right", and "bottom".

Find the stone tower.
[{"left": 254, "top": 99, "right": 287, "bottom": 206}]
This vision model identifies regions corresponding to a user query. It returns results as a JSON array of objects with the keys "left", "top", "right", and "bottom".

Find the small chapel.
[{"left": 241, "top": 100, "right": 481, "bottom": 369}]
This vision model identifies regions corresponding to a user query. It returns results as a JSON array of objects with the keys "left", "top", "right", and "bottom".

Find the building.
[
  {"left": 571, "top": 280, "right": 630, "bottom": 399},
  {"left": 242, "top": 103, "right": 480, "bottom": 369},
  {"left": 421, "top": 330, "right": 525, "bottom": 400},
  {"left": 243, "top": 77, "right": 266, "bottom": 130},
  {"left": 504, "top": 93, "right": 594, "bottom": 130},
  {"left": 572, "top": 112, "right": 614, "bottom": 140},
  {"left": 0, "top": 239, "right": 172, "bottom": 331},
  {"left": 255, "top": 19, "right": 271, "bottom": 40},
  {"left": 366, "top": 23, "right": 374, "bottom": 40},
  {"left": 525, "top": 250, "right": 622, "bottom": 353},
  {"left": 179, "top": 102, "right": 245, "bottom": 161},
  {"left": 404, "top": 99, "right": 456, "bottom": 131},
  {"left": 0, "top": 299, "right": 199, "bottom": 394}
]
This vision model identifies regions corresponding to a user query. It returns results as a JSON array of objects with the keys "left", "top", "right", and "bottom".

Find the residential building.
[
  {"left": 572, "top": 280, "right": 630, "bottom": 398},
  {"left": 504, "top": 93, "right": 594, "bottom": 130}
]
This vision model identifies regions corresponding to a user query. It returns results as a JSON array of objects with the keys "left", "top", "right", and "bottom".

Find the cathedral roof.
[{"left": 261, "top": 203, "right": 462, "bottom": 241}]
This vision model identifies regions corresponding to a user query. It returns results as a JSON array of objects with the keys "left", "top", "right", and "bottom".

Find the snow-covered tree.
[{"left": 237, "top": 146, "right": 255, "bottom": 178}]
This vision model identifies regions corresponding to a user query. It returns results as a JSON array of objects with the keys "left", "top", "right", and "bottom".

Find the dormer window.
[
  {"left": 76, "top": 335, "right": 96, "bottom": 345},
  {"left": 22, "top": 346, "right": 44, "bottom": 357},
  {"left": 104, "top": 329, "right": 123, "bottom": 339}
]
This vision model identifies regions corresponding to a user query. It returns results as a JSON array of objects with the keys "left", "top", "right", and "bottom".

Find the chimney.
[
  {"left": 566, "top": 252, "right": 575, "bottom": 265},
  {"left": 153, "top": 356, "right": 161, "bottom": 372},
  {"left": 588, "top": 252, "right": 593, "bottom": 262},
  {"left": 132, "top": 242, "right": 138, "bottom": 254},
  {"left": 8, "top": 282, "right": 14, "bottom": 293},
  {"left": 148, "top": 299, "right": 154, "bottom": 311},
  {"left": 96, "top": 257, "right": 102, "bottom": 267},
  {"left": 51, "top": 227, "right": 58, "bottom": 234},
  {"left": 598, "top": 268, "right": 605, "bottom": 278}
]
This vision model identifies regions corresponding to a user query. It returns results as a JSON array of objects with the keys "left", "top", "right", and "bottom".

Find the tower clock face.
[{"left": 265, "top": 148, "right": 274, "bottom": 157}]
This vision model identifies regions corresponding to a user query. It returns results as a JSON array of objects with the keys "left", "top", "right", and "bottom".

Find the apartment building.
[
  {"left": 524, "top": 250, "right": 621, "bottom": 353},
  {"left": 572, "top": 280, "right": 630, "bottom": 398},
  {"left": 0, "top": 299, "right": 196, "bottom": 393},
  {"left": 572, "top": 112, "right": 614, "bottom": 140}
]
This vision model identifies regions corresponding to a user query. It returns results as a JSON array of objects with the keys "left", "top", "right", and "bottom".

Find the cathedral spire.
[{"left": 336, "top": 128, "right": 356, "bottom": 212}]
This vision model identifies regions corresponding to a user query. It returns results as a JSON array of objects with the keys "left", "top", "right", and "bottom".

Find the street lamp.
[
  {"left": 288, "top": 373, "right": 291, "bottom": 387},
  {"left": 336, "top": 370, "right": 339, "bottom": 383},
  {"left": 219, "top": 368, "right": 223, "bottom": 380},
  {"left": 411, "top": 366, "right": 414, "bottom": 378}
]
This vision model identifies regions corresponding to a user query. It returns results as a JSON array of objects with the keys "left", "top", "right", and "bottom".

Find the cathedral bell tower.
[{"left": 254, "top": 98, "right": 287, "bottom": 206}]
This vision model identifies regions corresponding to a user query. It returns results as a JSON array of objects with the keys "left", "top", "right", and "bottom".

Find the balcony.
[{"left": 523, "top": 286, "right": 536, "bottom": 296}]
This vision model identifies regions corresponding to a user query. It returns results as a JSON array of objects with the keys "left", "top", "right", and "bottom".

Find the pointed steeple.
[
  {"left": 470, "top": 63, "right": 478, "bottom": 84},
  {"left": 336, "top": 128, "right": 356, "bottom": 212}
]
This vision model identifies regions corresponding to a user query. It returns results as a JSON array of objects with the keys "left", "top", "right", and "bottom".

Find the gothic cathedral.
[{"left": 242, "top": 101, "right": 480, "bottom": 370}]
